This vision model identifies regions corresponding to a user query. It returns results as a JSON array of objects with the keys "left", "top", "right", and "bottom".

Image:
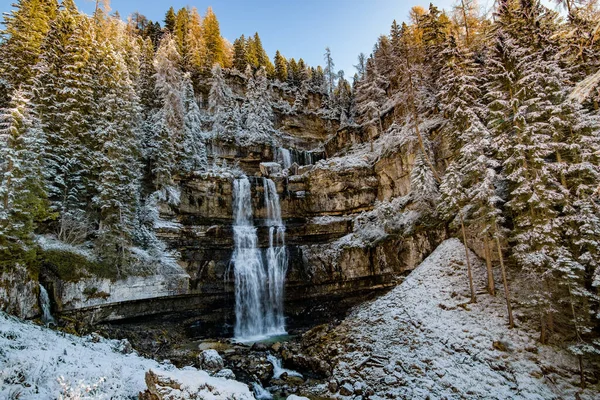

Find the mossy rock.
[{"left": 40, "top": 249, "right": 117, "bottom": 282}]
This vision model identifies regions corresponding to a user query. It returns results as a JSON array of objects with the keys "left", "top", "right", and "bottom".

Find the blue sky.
[{"left": 1, "top": 0, "right": 560, "bottom": 76}]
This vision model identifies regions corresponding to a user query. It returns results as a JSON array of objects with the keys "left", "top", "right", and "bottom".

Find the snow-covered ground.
[
  {"left": 319, "top": 238, "right": 598, "bottom": 399},
  {"left": 0, "top": 313, "right": 254, "bottom": 399}
]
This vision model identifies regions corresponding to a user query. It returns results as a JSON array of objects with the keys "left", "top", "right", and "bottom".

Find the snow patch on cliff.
[{"left": 0, "top": 312, "right": 254, "bottom": 399}]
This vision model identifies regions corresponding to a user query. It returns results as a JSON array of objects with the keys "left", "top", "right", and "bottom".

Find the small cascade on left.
[{"left": 39, "top": 284, "right": 55, "bottom": 326}]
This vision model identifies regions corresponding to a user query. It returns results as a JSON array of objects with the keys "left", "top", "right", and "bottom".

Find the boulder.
[
  {"left": 198, "top": 349, "right": 224, "bottom": 372},
  {"left": 139, "top": 369, "right": 253, "bottom": 400},
  {"left": 213, "top": 368, "right": 236, "bottom": 380},
  {"left": 339, "top": 382, "right": 354, "bottom": 396}
]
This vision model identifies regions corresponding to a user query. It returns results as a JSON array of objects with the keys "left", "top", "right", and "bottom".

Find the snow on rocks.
[
  {"left": 198, "top": 349, "right": 225, "bottom": 372},
  {"left": 259, "top": 162, "right": 283, "bottom": 177},
  {"left": 0, "top": 312, "right": 254, "bottom": 399},
  {"left": 307, "top": 238, "right": 598, "bottom": 399},
  {"left": 140, "top": 369, "right": 253, "bottom": 400}
]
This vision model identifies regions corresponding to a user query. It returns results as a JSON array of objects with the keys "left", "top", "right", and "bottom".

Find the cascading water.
[
  {"left": 278, "top": 148, "right": 292, "bottom": 170},
  {"left": 263, "top": 178, "right": 287, "bottom": 334},
  {"left": 39, "top": 284, "right": 55, "bottom": 326},
  {"left": 230, "top": 176, "right": 287, "bottom": 341}
]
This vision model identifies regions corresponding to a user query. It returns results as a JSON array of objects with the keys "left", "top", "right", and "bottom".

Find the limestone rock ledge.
[
  {"left": 139, "top": 369, "right": 253, "bottom": 400},
  {"left": 0, "top": 264, "right": 39, "bottom": 319}
]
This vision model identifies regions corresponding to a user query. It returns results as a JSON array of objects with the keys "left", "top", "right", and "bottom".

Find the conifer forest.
[{"left": 1, "top": 0, "right": 600, "bottom": 399}]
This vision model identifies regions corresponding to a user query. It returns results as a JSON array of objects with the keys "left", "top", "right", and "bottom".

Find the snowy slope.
[
  {"left": 320, "top": 239, "right": 597, "bottom": 399},
  {"left": 0, "top": 313, "right": 254, "bottom": 399}
]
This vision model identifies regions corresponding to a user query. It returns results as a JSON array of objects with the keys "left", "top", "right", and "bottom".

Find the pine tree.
[
  {"left": 242, "top": 66, "right": 273, "bottom": 144},
  {"left": 274, "top": 50, "right": 287, "bottom": 82},
  {"left": 323, "top": 47, "right": 336, "bottom": 97},
  {"left": 438, "top": 161, "right": 476, "bottom": 303},
  {"left": 0, "top": 90, "right": 49, "bottom": 266},
  {"left": 33, "top": 0, "right": 95, "bottom": 243},
  {"left": 410, "top": 150, "right": 439, "bottom": 210},
  {"left": 149, "top": 33, "right": 184, "bottom": 199},
  {"left": 164, "top": 7, "right": 176, "bottom": 33},
  {"left": 92, "top": 44, "right": 141, "bottom": 271},
  {"left": 202, "top": 7, "right": 226, "bottom": 70},
  {"left": 0, "top": 0, "right": 59, "bottom": 88},
  {"left": 173, "top": 7, "right": 190, "bottom": 62},
  {"left": 209, "top": 64, "right": 240, "bottom": 141},
  {"left": 232, "top": 35, "right": 247, "bottom": 71},
  {"left": 486, "top": 1, "right": 593, "bottom": 342},
  {"left": 353, "top": 58, "right": 386, "bottom": 148},
  {"left": 181, "top": 73, "right": 208, "bottom": 172},
  {"left": 186, "top": 7, "right": 206, "bottom": 77}
]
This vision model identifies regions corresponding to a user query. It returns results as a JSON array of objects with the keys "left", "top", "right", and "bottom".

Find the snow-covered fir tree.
[
  {"left": 0, "top": 90, "right": 48, "bottom": 265},
  {"left": 180, "top": 72, "right": 208, "bottom": 173},
  {"left": 241, "top": 65, "right": 273, "bottom": 144},
  {"left": 148, "top": 33, "right": 184, "bottom": 200},
  {"left": 209, "top": 63, "right": 240, "bottom": 142}
]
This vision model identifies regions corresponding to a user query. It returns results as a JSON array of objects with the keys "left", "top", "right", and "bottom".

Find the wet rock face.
[
  {"left": 0, "top": 264, "right": 40, "bottom": 319},
  {"left": 54, "top": 110, "right": 445, "bottom": 326}
]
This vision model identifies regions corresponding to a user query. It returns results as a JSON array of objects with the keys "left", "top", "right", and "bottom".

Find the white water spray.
[
  {"left": 231, "top": 177, "right": 288, "bottom": 341},
  {"left": 39, "top": 284, "right": 55, "bottom": 326},
  {"left": 263, "top": 178, "right": 287, "bottom": 333},
  {"left": 278, "top": 148, "right": 292, "bottom": 170}
]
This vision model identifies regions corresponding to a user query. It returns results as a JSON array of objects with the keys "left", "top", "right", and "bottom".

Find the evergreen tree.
[
  {"left": 181, "top": 73, "right": 208, "bottom": 172},
  {"left": 92, "top": 45, "right": 141, "bottom": 270},
  {"left": 0, "top": 90, "right": 49, "bottom": 266},
  {"left": 242, "top": 66, "right": 273, "bottom": 143},
  {"left": 0, "top": 0, "right": 59, "bottom": 88},
  {"left": 164, "top": 7, "right": 176, "bottom": 33},
  {"left": 33, "top": 0, "right": 95, "bottom": 243},
  {"left": 186, "top": 7, "right": 206, "bottom": 76},
  {"left": 173, "top": 7, "right": 190, "bottom": 62},
  {"left": 209, "top": 64, "right": 240, "bottom": 141},
  {"left": 323, "top": 47, "right": 336, "bottom": 97},
  {"left": 202, "top": 7, "right": 226, "bottom": 70},
  {"left": 274, "top": 50, "right": 287, "bottom": 82},
  {"left": 149, "top": 33, "right": 184, "bottom": 199},
  {"left": 438, "top": 161, "right": 476, "bottom": 303},
  {"left": 353, "top": 59, "right": 386, "bottom": 134},
  {"left": 232, "top": 35, "right": 247, "bottom": 71},
  {"left": 410, "top": 150, "right": 439, "bottom": 210}
]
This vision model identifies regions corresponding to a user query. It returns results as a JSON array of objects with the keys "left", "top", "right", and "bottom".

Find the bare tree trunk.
[
  {"left": 494, "top": 232, "right": 514, "bottom": 328},
  {"left": 460, "top": 0, "right": 471, "bottom": 46},
  {"left": 579, "top": 355, "right": 586, "bottom": 389},
  {"left": 540, "top": 312, "right": 547, "bottom": 344},
  {"left": 460, "top": 214, "right": 476, "bottom": 303},
  {"left": 484, "top": 237, "right": 496, "bottom": 296}
]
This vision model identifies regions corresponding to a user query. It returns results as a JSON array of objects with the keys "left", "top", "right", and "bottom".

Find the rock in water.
[{"left": 198, "top": 349, "right": 224, "bottom": 371}]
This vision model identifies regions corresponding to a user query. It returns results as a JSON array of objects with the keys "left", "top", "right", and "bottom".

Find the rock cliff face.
[{"left": 53, "top": 105, "right": 444, "bottom": 330}]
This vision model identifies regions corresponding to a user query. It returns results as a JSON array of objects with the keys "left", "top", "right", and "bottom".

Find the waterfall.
[
  {"left": 232, "top": 177, "right": 266, "bottom": 339},
  {"left": 278, "top": 147, "right": 292, "bottom": 170},
  {"left": 252, "top": 382, "right": 273, "bottom": 400},
  {"left": 39, "top": 284, "right": 55, "bottom": 326},
  {"left": 266, "top": 354, "right": 303, "bottom": 379},
  {"left": 263, "top": 178, "right": 287, "bottom": 333},
  {"left": 231, "top": 177, "right": 287, "bottom": 341}
]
